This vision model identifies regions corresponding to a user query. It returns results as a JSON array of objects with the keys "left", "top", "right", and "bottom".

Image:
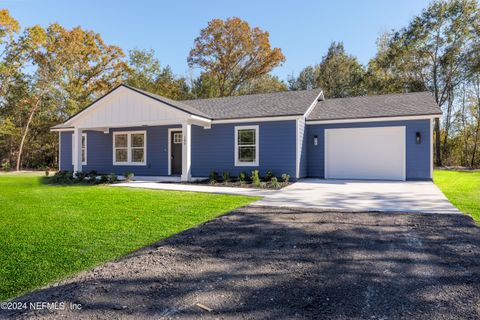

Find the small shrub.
[
  {"left": 123, "top": 172, "right": 134, "bottom": 182},
  {"left": 265, "top": 170, "right": 274, "bottom": 181},
  {"left": 209, "top": 171, "right": 219, "bottom": 182},
  {"left": 98, "top": 174, "right": 109, "bottom": 184},
  {"left": 281, "top": 173, "right": 290, "bottom": 183},
  {"left": 107, "top": 173, "right": 117, "bottom": 183},
  {"left": 51, "top": 170, "right": 74, "bottom": 184},
  {"left": 75, "top": 171, "right": 86, "bottom": 182},
  {"left": 87, "top": 171, "right": 97, "bottom": 183},
  {"left": 222, "top": 171, "right": 230, "bottom": 183},
  {"left": 239, "top": 171, "right": 247, "bottom": 182},
  {"left": 251, "top": 170, "right": 261, "bottom": 187},
  {"left": 271, "top": 176, "right": 280, "bottom": 189},
  {"left": 44, "top": 167, "right": 50, "bottom": 177},
  {"left": 1, "top": 160, "right": 11, "bottom": 172}
]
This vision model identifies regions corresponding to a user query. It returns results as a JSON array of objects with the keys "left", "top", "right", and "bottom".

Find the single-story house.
[{"left": 51, "top": 84, "right": 442, "bottom": 181}]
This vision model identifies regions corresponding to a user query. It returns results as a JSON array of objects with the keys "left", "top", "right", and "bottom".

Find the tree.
[
  {"left": 237, "top": 74, "right": 287, "bottom": 95},
  {"left": 188, "top": 17, "right": 285, "bottom": 97},
  {"left": 374, "top": 0, "right": 480, "bottom": 166},
  {"left": 126, "top": 48, "right": 191, "bottom": 100},
  {"left": 288, "top": 42, "right": 366, "bottom": 98}
]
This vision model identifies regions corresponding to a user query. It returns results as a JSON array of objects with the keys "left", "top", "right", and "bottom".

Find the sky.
[{"left": 1, "top": 0, "right": 431, "bottom": 81}]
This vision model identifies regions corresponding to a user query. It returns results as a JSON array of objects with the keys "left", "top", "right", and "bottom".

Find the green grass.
[
  {"left": 434, "top": 170, "right": 480, "bottom": 222},
  {"left": 0, "top": 174, "right": 258, "bottom": 300}
]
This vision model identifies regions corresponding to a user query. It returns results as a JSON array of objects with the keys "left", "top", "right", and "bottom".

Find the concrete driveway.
[{"left": 253, "top": 179, "right": 460, "bottom": 214}]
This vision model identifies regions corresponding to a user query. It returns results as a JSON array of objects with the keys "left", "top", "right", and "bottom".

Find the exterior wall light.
[
  {"left": 314, "top": 135, "right": 318, "bottom": 146},
  {"left": 416, "top": 132, "right": 421, "bottom": 144}
]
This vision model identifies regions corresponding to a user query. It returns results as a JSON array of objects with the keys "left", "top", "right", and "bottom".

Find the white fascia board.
[
  {"left": 303, "top": 90, "right": 324, "bottom": 118},
  {"left": 51, "top": 127, "right": 75, "bottom": 132},
  {"left": 306, "top": 115, "right": 439, "bottom": 125},
  {"left": 213, "top": 115, "right": 301, "bottom": 124}
]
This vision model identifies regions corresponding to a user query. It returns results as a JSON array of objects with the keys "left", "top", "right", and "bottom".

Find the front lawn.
[
  {"left": 0, "top": 173, "right": 257, "bottom": 300},
  {"left": 434, "top": 170, "right": 480, "bottom": 222}
]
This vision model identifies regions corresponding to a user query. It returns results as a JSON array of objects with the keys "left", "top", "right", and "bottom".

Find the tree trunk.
[
  {"left": 15, "top": 99, "right": 41, "bottom": 171},
  {"left": 442, "top": 87, "right": 454, "bottom": 163}
]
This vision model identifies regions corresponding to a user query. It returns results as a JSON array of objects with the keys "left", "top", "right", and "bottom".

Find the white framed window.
[
  {"left": 235, "top": 125, "right": 259, "bottom": 166},
  {"left": 173, "top": 132, "right": 182, "bottom": 144},
  {"left": 72, "top": 133, "right": 87, "bottom": 165},
  {"left": 113, "top": 131, "right": 146, "bottom": 165}
]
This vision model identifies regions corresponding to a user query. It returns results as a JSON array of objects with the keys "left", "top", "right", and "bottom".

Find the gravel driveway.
[{"left": 3, "top": 206, "right": 480, "bottom": 319}]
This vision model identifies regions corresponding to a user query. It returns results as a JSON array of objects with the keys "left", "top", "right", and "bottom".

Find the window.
[
  {"left": 71, "top": 133, "right": 87, "bottom": 165},
  {"left": 113, "top": 131, "right": 146, "bottom": 165},
  {"left": 235, "top": 125, "right": 259, "bottom": 166},
  {"left": 173, "top": 132, "right": 182, "bottom": 144}
]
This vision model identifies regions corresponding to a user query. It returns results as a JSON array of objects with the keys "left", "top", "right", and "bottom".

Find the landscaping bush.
[
  {"left": 270, "top": 176, "right": 280, "bottom": 189},
  {"left": 281, "top": 173, "right": 290, "bottom": 183},
  {"left": 75, "top": 171, "right": 87, "bottom": 182},
  {"left": 251, "top": 170, "right": 261, "bottom": 187},
  {"left": 265, "top": 170, "right": 274, "bottom": 181},
  {"left": 107, "top": 173, "right": 117, "bottom": 183},
  {"left": 44, "top": 167, "right": 50, "bottom": 177},
  {"left": 209, "top": 171, "right": 219, "bottom": 182},
  {"left": 123, "top": 172, "right": 134, "bottom": 182},
  {"left": 239, "top": 171, "right": 247, "bottom": 183},
  {"left": 1, "top": 160, "right": 11, "bottom": 172},
  {"left": 222, "top": 171, "right": 230, "bottom": 183},
  {"left": 51, "top": 170, "right": 74, "bottom": 184}
]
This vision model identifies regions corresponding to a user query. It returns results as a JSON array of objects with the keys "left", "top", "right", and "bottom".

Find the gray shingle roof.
[
  {"left": 307, "top": 91, "right": 442, "bottom": 121},
  {"left": 183, "top": 89, "right": 322, "bottom": 120}
]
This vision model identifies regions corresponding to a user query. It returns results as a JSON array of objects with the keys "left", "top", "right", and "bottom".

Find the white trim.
[
  {"left": 234, "top": 125, "right": 259, "bottom": 167},
  {"left": 112, "top": 130, "right": 147, "bottom": 166},
  {"left": 324, "top": 126, "right": 406, "bottom": 181},
  {"left": 303, "top": 90, "right": 324, "bottom": 118},
  {"left": 71, "top": 133, "right": 87, "bottom": 165},
  {"left": 51, "top": 127, "right": 74, "bottom": 132},
  {"left": 181, "top": 123, "right": 192, "bottom": 181},
  {"left": 430, "top": 118, "right": 434, "bottom": 179},
  {"left": 307, "top": 115, "right": 439, "bottom": 125},
  {"left": 168, "top": 128, "right": 182, "bottom": 175},
  {"left": 213, "top": 115, "right": 301, "bottom": 124}
]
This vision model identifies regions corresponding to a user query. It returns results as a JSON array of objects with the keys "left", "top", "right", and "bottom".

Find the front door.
[{"left": 170, "top": 131, "right": 182, "bottom": 175}]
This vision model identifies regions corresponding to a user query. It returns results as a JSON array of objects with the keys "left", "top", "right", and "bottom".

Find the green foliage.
[
  {"left": 123, "top": 172, "right": 134, "bottom": 182},
  {"left": 265, "top": 170, "right": 274, "bottom": 181},
  {"left": 239, "top": 171, "right": 247, "bottom": 183},
  {"left": 270, "top": 176, "right": 280, "bottom": 189},
  {"left": 281, "top": 173, "right": 290, "bottom": 183},
  {"left": 251, "top": 170, "right": 261, "bottom": 187},
  {"left": 0, "top": 174, "right": 257, "bottom": 300},
  {"left": 209, "top": 171, "right": 219, "bottom": 182},
  {"left": 75, "top": 171, "right": 86, "bottom": 182},
  {"left": 1, "top": 160, "right": 11, "bottom": 171},
  {"left": 222, "top": 171, "right": 230, "bottom": 183}
]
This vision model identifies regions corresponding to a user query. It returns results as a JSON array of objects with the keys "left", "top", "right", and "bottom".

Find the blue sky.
[{"left": 2, "top": 0, "right": 430, "bottom": 80}]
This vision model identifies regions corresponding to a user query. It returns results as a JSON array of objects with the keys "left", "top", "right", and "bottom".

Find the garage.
[{"left": 324, "top": 126, "right": 406, "bottom": 180}]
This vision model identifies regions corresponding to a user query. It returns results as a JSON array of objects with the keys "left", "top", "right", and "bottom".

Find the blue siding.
[
  {"left": 60, "top": 132, "right": 73, "bottom": 171},
  {"left": 306, "top": 120, "right": 432, "bottom": 180},
  {"left": 191, "top": 120, "right": 297, "bottom": 178},
  {"left": 60, "top": 125, "right": 180, "bottom": 175}
]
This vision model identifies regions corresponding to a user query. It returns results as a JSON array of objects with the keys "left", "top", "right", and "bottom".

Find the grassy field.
[
  {"left": 0, "top": 173, "right": 257, "bottom": 301},
  {"left": 434, "top": 170, "right": 480, "bottom": 223}
]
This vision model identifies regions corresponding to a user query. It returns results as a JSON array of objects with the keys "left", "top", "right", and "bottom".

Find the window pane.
[
  {"left": 173, "top": 133, "right": 182, "bottom": 144},
  {"left": 239, "top": 146, "right": 256, "bottom": 162},
  {"left": 82, "top": 149, "right": 86, "bottom": 163},
  {"left": 132, "top": 148, "right": 144, "bottom": 163},
  {"left": 131, "top": 133, "right": 144, "bottom": 148},
  {"left": 115, "top": 149, "right": 128, "bottom": 162},
  {"left": 115, "top": 134, "right": 128, "bottom": 148},
  {"left": 82, "top": 135, "right": 86, "bottom": 148},
  {"left": 238, "top": 129, "right": 255, "bottom": 145}
]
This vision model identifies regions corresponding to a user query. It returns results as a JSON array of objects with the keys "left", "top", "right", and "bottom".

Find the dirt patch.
[{"left": 3, "top": 206, "right": 480, "bottom": 319}]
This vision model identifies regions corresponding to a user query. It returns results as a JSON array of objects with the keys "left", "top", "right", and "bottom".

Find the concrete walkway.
[{"left": 113, "top": 178, "right": 460, "bottom": 214}]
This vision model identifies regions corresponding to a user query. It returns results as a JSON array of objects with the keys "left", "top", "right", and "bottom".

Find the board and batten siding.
[
  {"left": 297, "top": 117, "right": 308, "bottom": 178},
  {"left": 60, "top": 125, "right": 180, "bottom": 175},
  {"left": 306, "top": 119, "right": 432, "bottom": 180},
  {"left": 191, "top": 120, "right": 297, "bottom": 178}
]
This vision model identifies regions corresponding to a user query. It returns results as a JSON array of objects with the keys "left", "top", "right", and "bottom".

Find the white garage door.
[{"left": 325, "top": 126, "right": 406, "bottom": 181}]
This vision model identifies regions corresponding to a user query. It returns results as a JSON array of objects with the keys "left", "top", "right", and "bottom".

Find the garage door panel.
[{"left": 325, "top": 126, "right": 406, "bottom": 181}]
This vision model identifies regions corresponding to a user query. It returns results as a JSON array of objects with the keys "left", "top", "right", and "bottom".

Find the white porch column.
[
  {"left": 181, "top": 122, "right": 191, "bottom": 181},
  {"left": 73, "top": 128, "right": 83, "bottom": 173}
]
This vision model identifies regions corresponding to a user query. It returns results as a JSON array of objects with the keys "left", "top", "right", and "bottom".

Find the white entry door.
[{"left": 325, "top": 126, "right": 406, "bottom": 181}]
